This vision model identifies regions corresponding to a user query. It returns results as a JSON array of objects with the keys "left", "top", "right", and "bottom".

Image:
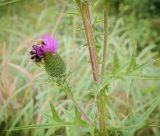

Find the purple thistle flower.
[
  {"left": 30, "top": 34, "right": 65, "bottom": 78},
  {"left": 30, "top": 34, "right": 58, "bottom": 63}
]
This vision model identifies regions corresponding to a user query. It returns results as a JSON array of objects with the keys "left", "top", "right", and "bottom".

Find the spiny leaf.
[
  {"left": 126, "top": 47, "right": 137, "bottom": 73},
  {"left": 112, "top": 51, "right": 120, "bottom": 73},
  {"left": 7, "top": 122, "right": 72, "bottom": 132},
  {"left": 49, "top": 103, "right": 62, "bottom": 122},
  {"left": 67, "top": 11, "right": 80, "bottom": 16},
  {"left": 126, "top": 74, "right": 160, "bottom": 80},
  {"left": 7, "top": 124, "right": 56, "bottom": 131},
  {"left": 0, "top": 0, "right": 21, "bottom": 7},
  {"left": 41, "top": 112, "right": 56, "bottom": 122},
  {"left": 73, "top": 107, "right": 88, "bottom": 127},
  {"left": 132, "top": 58, "right": 160, "bottom": 72},
  {"left": 128, "top": 96, "right": 160, "bottom": 136}
]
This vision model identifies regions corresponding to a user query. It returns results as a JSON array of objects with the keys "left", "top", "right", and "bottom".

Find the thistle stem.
[
  {"left": 98, "top": 90, "right": 109, "bottom": 136},
  {"left": 101, "top": 0, "right": 109, "bottom": 80},
  {"left": 98, "top": 0, "right": 109, "bottom": 135},
  {"left": 76, "top": 0, "right": 100, "bottom": 83},
  {"left": 69, "top": 93, "right": 93, "bottom": 124},
  {"left": 75, "top": 0, "right": 109, "bottom": 135},
  {"left": 59, "top": 80, "right": 92, "bottom": 124}
]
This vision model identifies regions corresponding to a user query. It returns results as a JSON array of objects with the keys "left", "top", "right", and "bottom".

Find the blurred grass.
[{"left": 0, "top": 0, "right": 160, "bottom": 136}]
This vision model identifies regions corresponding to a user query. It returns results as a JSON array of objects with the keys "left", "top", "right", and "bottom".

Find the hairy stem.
[
  {"left": 59, "top": 80, "right": 92, "bottom": 124},
  {"left": 76, "top": 0, "right": 100, "bottom": 83},
  {"left": 98, "top": 0, "right": 109, "bottom": 135},
  {"left": 101, "top": 0, "right": 109, "bottom": 80},
  {"left": 76, "top": 0, "right": 109, "bottom": 135},
  {"left": 98, "top": 89, "right": 109, "bottom": 136}
]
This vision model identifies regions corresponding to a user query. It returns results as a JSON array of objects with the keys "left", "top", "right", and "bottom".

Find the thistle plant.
[
  {"left": 6, "top": 1, "right": 160, "bottom": 136},
  {"left": 30, "top": 33, "right": 92, "bottom": 124},
  {"left": 75, "top": 0, "right": 109, "bottom": 135},
  {"left": 31, "top": 0, "right": 109, "bottom": 135}
]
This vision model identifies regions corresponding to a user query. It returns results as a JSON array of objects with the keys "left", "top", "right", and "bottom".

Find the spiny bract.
[{"left": 44, "top": 52, "right": 66, "bottom": 78}]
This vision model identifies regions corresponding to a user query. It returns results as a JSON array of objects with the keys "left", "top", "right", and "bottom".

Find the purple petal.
[
  {"left": 30, "top": 34, "right": 58, "bottom": 61},
  {"left": 42, "top": 34, "right": 58, "bottom": 54}
]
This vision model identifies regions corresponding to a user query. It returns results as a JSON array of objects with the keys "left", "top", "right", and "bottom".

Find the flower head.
[
  {"left": 30, "top": 34, "right": 58, "bottom": 62},
  {"left": 30, "top": 34, "right": 66, "bottom": 78}
]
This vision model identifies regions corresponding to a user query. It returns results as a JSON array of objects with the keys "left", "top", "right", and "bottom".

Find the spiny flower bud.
[{"left": 44, "top": 52, "right": 66, "bottom": 78}]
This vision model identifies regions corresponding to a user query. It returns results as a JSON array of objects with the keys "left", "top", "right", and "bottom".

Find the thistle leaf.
[
  {"left": 112, "top": 51, "right": 120, "bottom": 73},
  {"left": 126, "top": 47, "right": 137, "bottom": 73},
  {"left": 49, "top": 103, "right": 62, "bottom": 122},
  {"left": 73, "top": 107, "right": 88, "bottom": 127}
]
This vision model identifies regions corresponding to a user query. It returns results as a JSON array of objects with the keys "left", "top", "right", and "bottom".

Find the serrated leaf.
[
  {"left": 41, "top": 112, "right": 55, "bottom": 121},
  {"left": 49, "top": 103, "right": 62, "bottom": 122},
  {"left": 7, "top": 123, "right": 56, "bottom": 131},
  {"left": 112, "top": 51, "right": 120, "bottom": 73},
  {"left": 67, "top": 11, "right": 80, "bottom": 16},
  {"left": 126, "top": 75, "right": 160, "bottom": 80},
  {"left": 126, "top": 47, "right": 137, "bottom": 73},
  {"left": 132, "top": 58, "right": 160, "bottom": 72},
  {"left": 73, "top": 107, "right": 88, "bottom": 127},
  {"left": 0, "top": 0, "right": 21, "bottom": 7},
  {"left": 127, "top": 96, "right": 160, "bottom": 136},
  {"left": 8, "top": 122, "right": 72, "bottom": 132}
]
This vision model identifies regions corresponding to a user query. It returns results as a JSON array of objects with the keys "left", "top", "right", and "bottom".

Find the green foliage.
[
  {"left": 112, "top": 50, "right": 120, "bottom": 73},
  {"left": 49, "top": 103, "right": 62, "bottom": 122},
  {"left": 123, "top": 96, "right": 160, "bottom": 136},
  {"left": 0, "top": 0, "right": 160, "bottom": 136},
  {"left": 73, "top": 107, "right": 88, "bottom": 127}
]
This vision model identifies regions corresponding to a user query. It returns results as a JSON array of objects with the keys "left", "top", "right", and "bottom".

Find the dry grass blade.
[
  {"left": 2, "top": 45, "right": 10, "bottom": 96},
  {"left": 52, "top": 1, "right": 68, "bottom": 35},
  {"left": 9, "top": 78, "right": 17, "bottom": 96},
  {"left": 8, "top": 62, "right": 33, "bottom": 81}
]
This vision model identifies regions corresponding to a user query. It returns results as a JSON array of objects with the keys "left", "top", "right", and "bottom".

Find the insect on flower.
[
  {"left": 30, "top": 39, "right": 45, "bottom": 66},
  {"left": 29, "top": 34, "right": 66, "bottom": 78},
  {"left": 29, "top": 34, "right": 58, "bottom": 66}
]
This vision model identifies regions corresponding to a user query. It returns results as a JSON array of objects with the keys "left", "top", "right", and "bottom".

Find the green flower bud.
[{"left": 44, "top": 52, "right": 66, "bottom": 78}]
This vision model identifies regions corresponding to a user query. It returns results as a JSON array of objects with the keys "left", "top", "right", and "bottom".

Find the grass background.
[{"left": 0, "top": 0, "right": 160, "bottom": 136}]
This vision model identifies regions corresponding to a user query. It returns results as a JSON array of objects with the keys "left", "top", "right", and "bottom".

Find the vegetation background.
[{"left": 0, "top": 0, "right": 160, "bottom": 136}]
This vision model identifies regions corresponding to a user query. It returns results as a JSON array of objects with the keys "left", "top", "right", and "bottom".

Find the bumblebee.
[{"left": 30, "top": 39, "right": 45, "bottom": 66}]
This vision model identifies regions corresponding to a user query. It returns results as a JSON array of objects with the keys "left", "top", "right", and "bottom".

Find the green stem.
[
  {"left": 59, "top": 80, "right": 92, "bottom": 124},
  {"left": 101, "top": 0, "right": 109, "bottom": 80},
  {"left": 76, "top": 0, "right": 100, "bottom": 83},
  {"left": 99, "top": 0, "right": 109, "bottom": 135},
  {"left": 75, "top": 0, "right": 109, "bottom": 135},
  {"left": 98, "top": 90, "right": 109, "bottom": 136}
]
